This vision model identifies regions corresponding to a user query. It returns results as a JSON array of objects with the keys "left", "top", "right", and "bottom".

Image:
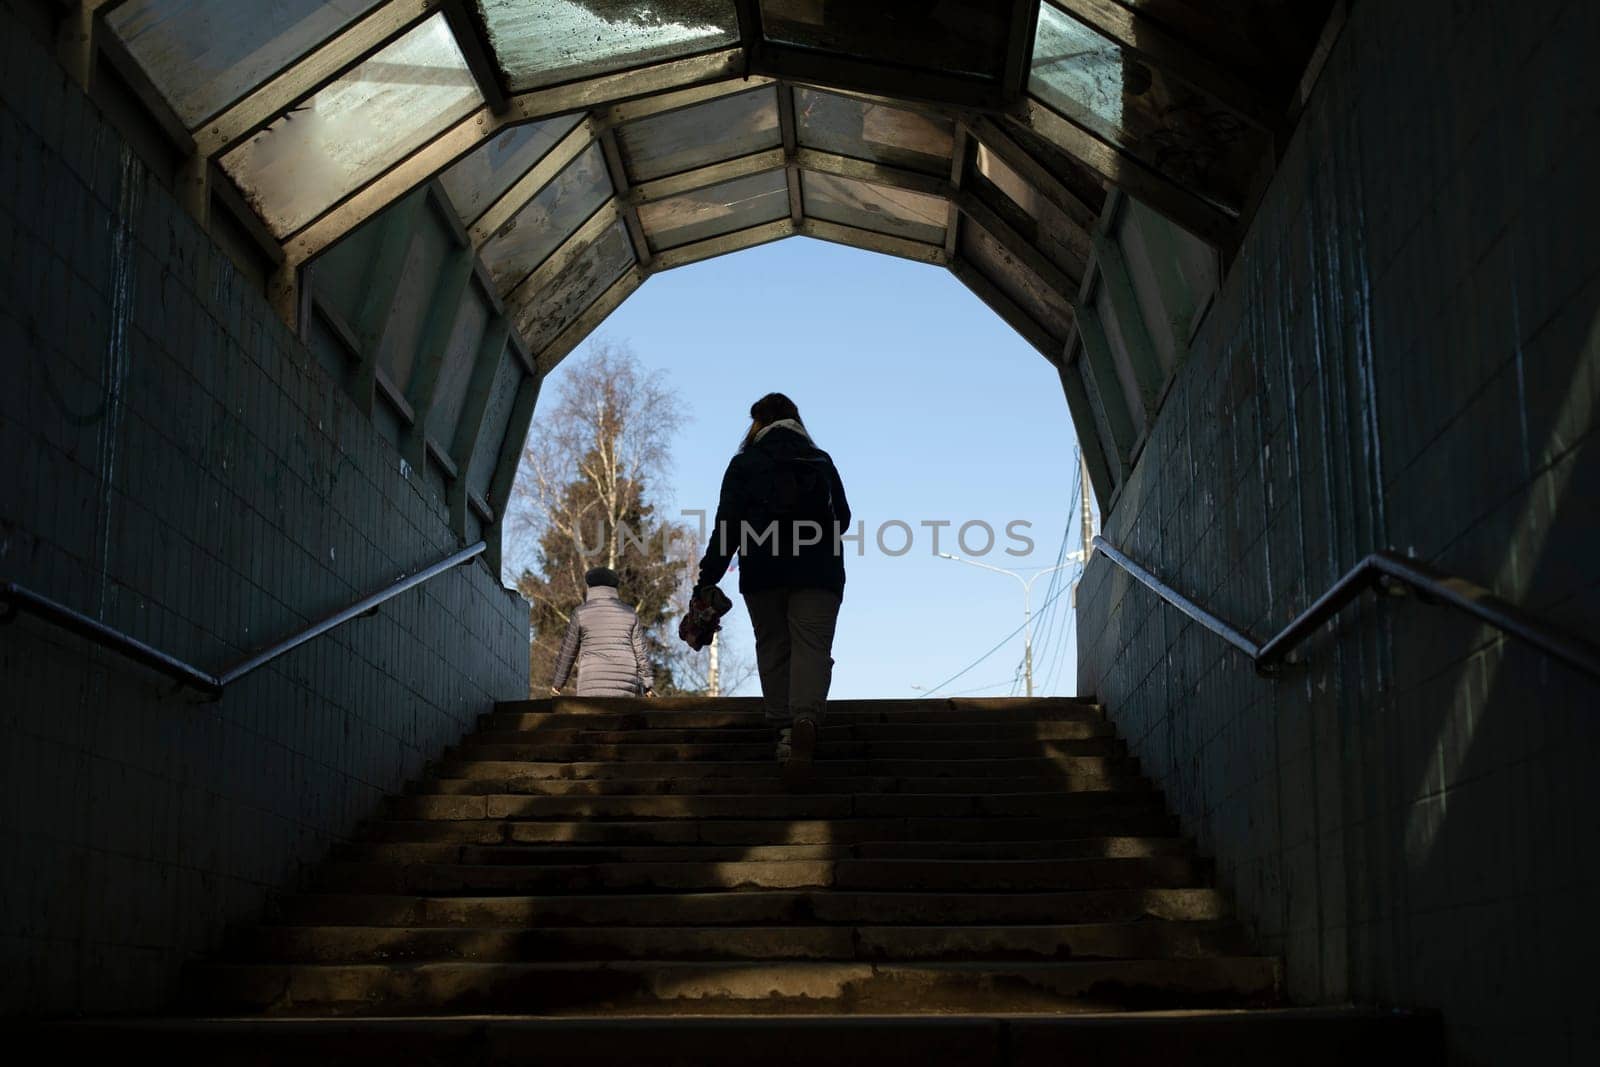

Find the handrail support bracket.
[{"left": 1376, "top": 573, "right": 1410, "bottom": 598}]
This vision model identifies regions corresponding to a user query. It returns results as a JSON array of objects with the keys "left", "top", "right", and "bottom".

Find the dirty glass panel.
[
  {"left": 800, "top": 172, "right": 946, "bottom": 246},
  {"left": 794, "top": 88, "right": 953, "bottom": 176},
  {"left": 1001, "top": 117, "right": 1108, "bottom": 219},
  {"left": 479, "top": 143, "right": 612, "bottom": 294},
  {"left": 637, "top": 169, "right": 788, "bottom": 251},
  {"left": 439, "top": 115, "right": 586, "bottom": 223},
  {"left": 1030, "top": 5, "right": 1129, "bottom": 144},
  {"left": 377, "top": 210, "right": 456, "bottom": 392},
  {"left": 106, "top": 0, "right": 383, "bottom": 128},
  {"left": 430, "top": 287, "right": 491, "bottom": 451},
  {"left": 959, "top": 224, "right": 1075, "bottom": 343},
  {"left": 759, "top": 0, "right": 1007, "bottom": 80},
  {"left": 1029, "top": 2, "right": 1265, "bottom": 212},
  {"left": 513, "top": 222, "right": 634, "bottom": 354},
  {"left": 617, "top": 86, "right": 781, "bottom": 182},
  {"left": 219, "top": 14, "right": 481, "bottom": 237},
  {"left": 974, "top": 142, "right": 1091, "bottom": 280},
  {"left": 481, "top": 0, "right": 739, "bottom": 92}
]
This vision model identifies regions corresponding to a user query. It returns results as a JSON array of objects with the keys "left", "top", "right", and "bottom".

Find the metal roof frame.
[{"left": 57, "top": 0, "right": 1342, "bottom": 518}]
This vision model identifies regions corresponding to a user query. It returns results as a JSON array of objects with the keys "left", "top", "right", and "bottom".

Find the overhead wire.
[
  {"left": 1024, "top": 448, "right": 1085, "bottom": 693},
  {"left": 1040, "top": 591, "right": 1079, "bottom": 694},
  {"left": 935, "top": 675, "right": 1026, "bottom": 698},
  {"left": 920, "top": 571, "right": 1078, "bottom": 697},
  {"left": 1040, "top": 444, "right": 1097, "bottom": 694},
  {"left": 928, "top": 446, "right": 1087, "bottom": 699}
]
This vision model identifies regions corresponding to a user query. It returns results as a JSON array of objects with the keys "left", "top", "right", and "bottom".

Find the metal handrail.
[
  {"left": 1091, "top": 535, "right": 1600, "bottom": 682},
  {"left": 0, "top": 541, "right": 487, "bottom": 698}
]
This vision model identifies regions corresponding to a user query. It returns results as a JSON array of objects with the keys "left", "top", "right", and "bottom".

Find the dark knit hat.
[{"left": 584, "top": 566, "right": 620, "bottom": 588}]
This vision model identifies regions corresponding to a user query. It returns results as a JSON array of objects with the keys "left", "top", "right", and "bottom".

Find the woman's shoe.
[
  {"left": 788, "top": 717, "right": 817, "bottom": 764},
  {"left": 782, "top": 717, "right": 818, "bottom": 789}
]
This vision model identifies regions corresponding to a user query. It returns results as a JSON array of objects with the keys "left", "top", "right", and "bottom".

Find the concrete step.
[
  {"left": 271, "top": 888, "right": 1234, "bottom": 928},
  {"left": 188, "top": 958, "right": 1281, "bottom": 1016},
  {"left": 356, "top": 813, "right": 1183, "bottom": 845},
  {"left": 450, "top": 737, "right": 1125, "bottom": 763},
  {"left": 413, "top": 773, "right": 1147, "bottom": 797},
  {"left": 158, "top": 692, "right": 1331, "bottom": 1037},
  {"left": 239, "top": 920, "right": 1252, "bottom": 964},
  {"left": 384, "top": 791, "right": 1164, "bottom": 823},
  {"left": 489, "top": 713, "right": 1113, "bottom": 739},
  {"left": 41, "top": 1009, "right": 1447, "bottom": 1066},
  {"left": 487, "top": 707, "right": 1108, "bottom": 731},
  {"left": 333, "top": 837, "right": 1194, "bottom": 866},
  {"left": 313, "top": 856, "right": 1209, "bottom": 894},
  {"left": 495, "top": 696, "right": 1101, "bottom": 718},
  {"left": 432, "top": 755, "right": 1140, "bottom": 780},
  {"left": 467, "top": 722, "right": 1112, "bottom": 746}
]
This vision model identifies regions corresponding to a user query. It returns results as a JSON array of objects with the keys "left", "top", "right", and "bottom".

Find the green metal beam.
[
  {"left": 401, "top": 243, "right": 477, "bottom": 471},
  {"left": 483, "top": 371, "right": 541, "bottom": 576},
  {"left": 449, "top": 315, "right": 512, "bottom": 540},
  {"left": 1073, "top": 304, "right": 1139, "bottom": 462},
  {"left": 350, "top": 189, "right": 428, "bottom": 415},
  {"left": 1058, "top": 361, "right": 1118, "bottom": 509},
  {"left": 1090, "top": 231, "right": 1164, "bottom": 425}
]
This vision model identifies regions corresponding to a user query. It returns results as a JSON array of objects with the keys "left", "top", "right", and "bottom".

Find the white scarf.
[{"left": 753, "top": 418, "right": 811, "bottom": 443}]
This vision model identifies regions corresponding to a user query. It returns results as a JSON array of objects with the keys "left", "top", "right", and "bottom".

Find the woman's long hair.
[{"left": 739, "top": 392, "right": 804, "bottom": 451}]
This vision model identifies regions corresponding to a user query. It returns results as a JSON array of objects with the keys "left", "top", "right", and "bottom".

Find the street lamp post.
[{"left": 936, "top": 553, "right": 1076, "bottom": 697}]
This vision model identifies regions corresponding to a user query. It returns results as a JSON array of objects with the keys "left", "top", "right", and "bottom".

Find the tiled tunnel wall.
[
  {"left": 0, "top": 23, "right": 530, "bottom": 1014},
  {"left": 1077, "top": 0, "right": 1598, "bottom": 1063}
]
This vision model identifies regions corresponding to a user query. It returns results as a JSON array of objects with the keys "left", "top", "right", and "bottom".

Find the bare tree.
[
  {"left": 508, "top": 340, "right": 697, "bottom": 691},
  {"left": 511, "top": 340, "right": 688, "bottom": 606},
  {"left": 665, "top": 530, "right": 758, "bottom": 696}
]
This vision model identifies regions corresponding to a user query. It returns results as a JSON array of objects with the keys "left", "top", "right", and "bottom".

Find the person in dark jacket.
[
  {"left": 694, "top": 393, "right": 849, "bottom": 776},
  {"left": 550, "top": 567, "right": 656, "bottom": 698}
]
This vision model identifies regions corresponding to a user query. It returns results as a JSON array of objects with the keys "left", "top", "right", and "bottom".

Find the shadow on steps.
[{"left": 51, "top": 696, "right": 1442, "bottom": 1061}]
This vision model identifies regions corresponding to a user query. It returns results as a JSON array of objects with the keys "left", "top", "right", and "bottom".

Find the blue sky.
[{"left": 515, "top": 236, "right": 1091, "bottom": 698}]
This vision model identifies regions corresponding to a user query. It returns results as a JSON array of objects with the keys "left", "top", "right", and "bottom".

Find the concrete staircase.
[{"left": 55, "top": 697, "right": 1441, "bottom": 1063}]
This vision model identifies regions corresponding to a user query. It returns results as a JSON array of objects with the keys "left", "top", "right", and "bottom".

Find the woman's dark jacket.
[{"left": 696, "top": 426, "right": 850, "bottom": 596}]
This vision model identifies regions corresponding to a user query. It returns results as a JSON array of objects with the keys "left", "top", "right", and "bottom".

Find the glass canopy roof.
[
  {"left": 94, "top": 0, "right": 1336, "bottom": 502},
  {"left": 481, "top": 0, "right": 741, "bottom": 92},
  {"left": 760, "top": 0, "right": 1011, "bottom": 81},
  {"left": 219, "top": 13, "right": 482, "bottom": 235},
  {"left": 108, "top": 0, "right": 386, "bottom": 128}
]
